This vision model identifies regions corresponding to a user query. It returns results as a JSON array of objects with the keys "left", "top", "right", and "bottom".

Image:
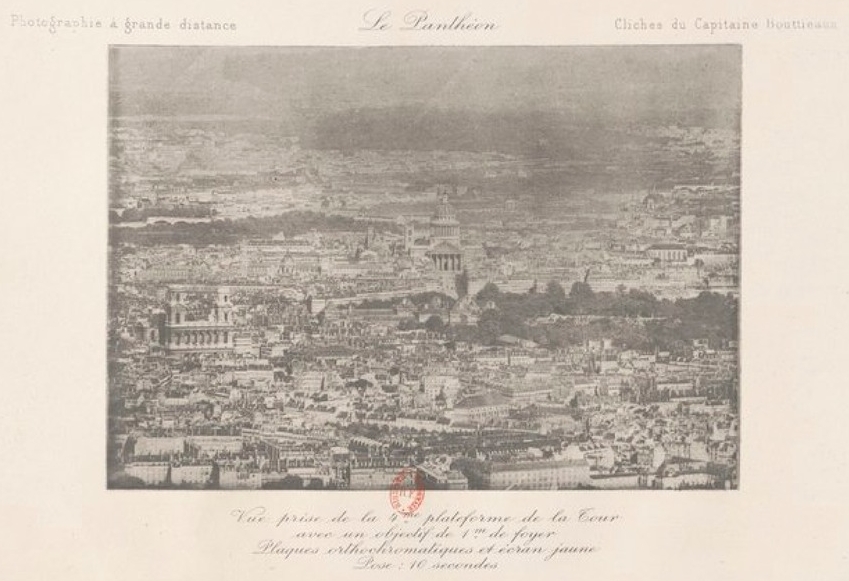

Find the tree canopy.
[{"left": 464, "top": 281, "right": 736, "bottom": 353}]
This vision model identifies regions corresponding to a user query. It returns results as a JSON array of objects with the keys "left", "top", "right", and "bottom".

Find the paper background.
[{"left": 1, "top": 0, "right": 848, "bottom": 579}]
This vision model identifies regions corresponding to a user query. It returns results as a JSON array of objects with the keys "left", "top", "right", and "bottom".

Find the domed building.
[
  {"left": 426, "top": 192, "right": 463, "bottom": 273},
  {"left": 400, "top": 186, "right": 466, "bottom": 295},
  {"left": 431, "top": 193, "right": 461, "bottom": 244}
]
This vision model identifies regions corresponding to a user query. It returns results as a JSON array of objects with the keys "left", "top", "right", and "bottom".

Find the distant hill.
[
  {"left": 109, "top": 46, "right": 741, "bottom": 156},
  {"left": 305, "top": 106, "right": 738, "bottom": 157}
]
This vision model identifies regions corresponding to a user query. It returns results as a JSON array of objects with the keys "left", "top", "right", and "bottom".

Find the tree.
[
  {"left": 263, "top": 475, "right": 304, "bottom": 489},
  {"left": 476, "top": 282, "right": 501, "bottom": 304},
  {"left": 477, "top": 309, "right": 503, "bottom": 344},
  {"left": 546, "top": 280, "right": 566, "bottom": 302},
  {"left": 424, "top": 315, "right": 445, "bottom": 333},
  {"left": 108, "top": 473, "right": 146, "bottom": 489},
  {"left": 350, "top": 378, "right": 373, "bottom": 390},
  {"left": 545, "top": 280, "right": 567, "bottom": 311},
  {"left": 398, "top": 317, "right": 421, "bottom": 331},
  {"left": 569, "top": 281, "right": 597, "bottom": 314},
  {"left": 456, "top": 269, "right": 469, "bottom": 298},
  {"left": 569, "top": 281, "right": 595, "bottom": 304}
]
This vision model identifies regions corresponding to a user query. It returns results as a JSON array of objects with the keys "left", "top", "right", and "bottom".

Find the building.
[
  {"left": 500, "top": 377, "right": 553, "bottom": 404},
  {"left": 589, "top": 472, "right": 647, "bottom": 489},
  {"left": 404, "top": 190, "right": 465, "bottom": 274},
  {"left": 187, "top": 436, "right": 245, "bottom": 456},
  {"left": 448, "top": 393, "right": 510, "bottom": 425},
  {"left": 232, "top": 333, "right": 259, "bottom": 357},
  {"left": 349, "top": 465, "right": 405, "bottom": 490},
  {"left": 295, "top": 371, "right": 326, "bottom": 393},
  {"left": 163, "top": 286, "right": 234, "bottom": 353},
  {"left": 124, "top": 462, "right": 170, "bottom": 486},
  {"left": 219, "top": 467, "right": 263, "bottom": 489},
  {"left": 421, "top": 374, "right": 462, "bottom": 407},
  {"left": 427, "top": 192, "right": 463, "bottom": 272},
  {"left": 170, "top": 462, "right": 214, "bottom": 487},
  {"left": 646, "top": 244, "right": 688, "bottom": 262},
  {"left": 417, "top": 458, "right": 469, "bottom": 490},
  {"left": 133, "top": 436, "right": 185, "bottom": 458},
  {"left": 483, "top": 457, "right": 591, "bottom": 490}
]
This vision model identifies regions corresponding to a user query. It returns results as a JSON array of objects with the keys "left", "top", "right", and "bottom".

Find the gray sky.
[{"left": 110, "top": 46, "right": 741, "bottom": 124}]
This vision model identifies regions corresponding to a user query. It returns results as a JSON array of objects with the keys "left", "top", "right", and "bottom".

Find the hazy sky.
[{"left": 110, "top": 46, "right": 741, "bottom": 123}]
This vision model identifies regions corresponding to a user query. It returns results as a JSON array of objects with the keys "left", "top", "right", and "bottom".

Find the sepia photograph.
[{"left": 107, "top": 45, "right": 741, "bottom": 491}]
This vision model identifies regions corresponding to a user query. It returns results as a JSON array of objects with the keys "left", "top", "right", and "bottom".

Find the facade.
[
  {"left": 170, "top": 463, "right": 214, "bottom": 486},
  {"left": 219, "top": 468, "right": 263, "bottom": 489},
  {"left": 646, "top": 244, "right": 688, "bottom": 262},
  {"left": 428, "top": 242, "right": 463, "bottom": 272},
  {"left": 163, "top": 286, "right": 234, "bottom": 352},
  {"left": 124, "top": 462, "right": 170, "bottom": 486},
  {"left": 448, "top": 393, "right": 510, "bottom": 425},
  {"left": 483, "top": 457, "right": 591, "bottom": 490},
  {"left": 417, "top": 460, "right": 469, "bottom": 490},
  {"left": 187, "top": 436, "right": 245, "bottom": 456},
  {"left": 589, "top": 473, "right": 647, "bottom": 489},
  {"left": 349, "top": 466, "right": 402, "bottom": 490},
  {"left": 422, "top": 374, "right": 462, "bottom": 406}
]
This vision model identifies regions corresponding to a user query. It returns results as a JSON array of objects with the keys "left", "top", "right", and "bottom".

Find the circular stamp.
[{"left": 389, "top": 467, "right": 425, "bottom": 516}]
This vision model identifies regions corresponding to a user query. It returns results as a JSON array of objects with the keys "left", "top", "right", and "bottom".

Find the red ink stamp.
[{"left": 389, "top": 467, "right": 425, "bottom": 516}]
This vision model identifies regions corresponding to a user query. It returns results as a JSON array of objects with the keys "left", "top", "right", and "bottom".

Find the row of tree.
[
  {"left": 110, "top": 211, "right": 399, "bottom": 246},
  {"left": 455, "top": 282, "right": 737, "bottom": 354}
]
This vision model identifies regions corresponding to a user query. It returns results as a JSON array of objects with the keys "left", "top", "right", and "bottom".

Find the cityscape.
[{"left": 107, "top": 46, "right": 740, "bottom": 490}]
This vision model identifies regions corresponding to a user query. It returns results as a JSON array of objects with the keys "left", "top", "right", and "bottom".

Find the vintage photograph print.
[{"left": 108, "top": 46, "right": 740, "bottom": 490}]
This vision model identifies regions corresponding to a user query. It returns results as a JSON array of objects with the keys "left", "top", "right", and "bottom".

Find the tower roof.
[{"left": 433, "top": 194, "right": 458, "bottom": 223}]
